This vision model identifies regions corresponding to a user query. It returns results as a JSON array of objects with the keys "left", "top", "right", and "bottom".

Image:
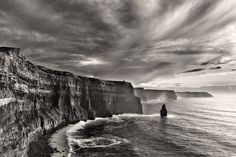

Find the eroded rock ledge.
[{"left": 0, "top": 47, "right": 142, "bottom": 157}]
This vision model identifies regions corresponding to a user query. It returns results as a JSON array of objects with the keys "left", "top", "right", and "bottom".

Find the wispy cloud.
[{"left": 0, "top": 0, "right": 236, "bottom": 87}]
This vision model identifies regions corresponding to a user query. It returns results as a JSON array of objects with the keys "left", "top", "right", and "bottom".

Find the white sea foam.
[
  {"left": 67, "top": 116, "right": 123, "bottom": 134},
  {"left": 66, "top": 112, "right": 177, "bottom": 155},
  {"left": 68, "top": 135, "right": 128, "bottom": 152},
  {"left": 66, "top": 115, "right": 127, "bottom": 153}
]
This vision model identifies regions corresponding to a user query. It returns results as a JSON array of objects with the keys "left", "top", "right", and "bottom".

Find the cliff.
[
  {"left": 134, "top": 88, "right": 177, "bottom": 102},
  {"left": 201, "top": 85, "right": 236, "bottom": 94},
  {"left": 176, "top": 91, "right": 213, "bottom": 98},
  {"left": 0, "top": 47, "right": 142, "bottom": 157}
]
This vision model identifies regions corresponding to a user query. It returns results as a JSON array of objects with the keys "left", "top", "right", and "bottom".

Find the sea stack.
[{"left": 160, "top": 104, "right": 167, "bottom": 117}]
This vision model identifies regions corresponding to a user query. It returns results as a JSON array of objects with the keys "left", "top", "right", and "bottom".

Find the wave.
[
  {"left": 66, "top": 113, "right": 179, "bottom": 152},
  {"left": 68, "top": 116, "right": 124, "bottom": 133},
  {"left": 67, "top": 113, "right": 177, "bottom": 132},
  {"left": 66, "top": 115, "right": 128, "bottom": 153},
  {"left": 68, "top": 135, "right": 129, "bottom": 152},
  {"left": 67, "top": 114, "right": 159, "bottom": 135}
]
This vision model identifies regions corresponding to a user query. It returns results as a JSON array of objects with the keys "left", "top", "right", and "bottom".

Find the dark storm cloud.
[
  {"left": 209, "top": 66, "right": 221, "bottom": 70},
  {"left": 183, "top": 68, "right": 205, "bottom": 73},
  {"left": 182, "top": 66, "right": 221, "bottom": 73},
  {"left": 164, "top": 49, "right": 230, "bottom": 56},
  {"left": 0, "top": 0, "right": 236, "bottom": 85}
]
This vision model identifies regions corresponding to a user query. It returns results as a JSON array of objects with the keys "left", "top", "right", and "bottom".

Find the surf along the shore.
[{"left": 50, "top": 96, "right": 236, "bottom": 157}]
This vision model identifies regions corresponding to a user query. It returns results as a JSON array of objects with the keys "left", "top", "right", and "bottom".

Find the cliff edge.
[
  {"left": 0, "top": 47, "right": 142, "bottom": 157},
  {"left": 134, "top": 88, "right": 177, "bottom": 102}
]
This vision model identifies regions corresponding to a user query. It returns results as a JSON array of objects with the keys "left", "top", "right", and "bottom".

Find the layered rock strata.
[{"left": 0, "top": 47, "right": 142, "bottom": 157}]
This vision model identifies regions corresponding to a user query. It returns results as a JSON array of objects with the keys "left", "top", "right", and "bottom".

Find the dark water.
[{"left": 67, "top": 96, "right": 236, "bottom": 157}]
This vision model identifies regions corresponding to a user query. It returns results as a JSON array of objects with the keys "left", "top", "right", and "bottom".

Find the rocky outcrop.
[
  {"left": 176, "top": 91, "right": 213, "bottom": 98},
  {"left": 0, "top": 47, "right": 142, "bottom": 157},
  {"left": 134, "top": 88, "right": 177, "bottom": 102}
]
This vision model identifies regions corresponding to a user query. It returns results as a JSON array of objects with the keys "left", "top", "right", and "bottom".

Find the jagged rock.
[
  {"left": 160, "top": 104, "right": 167, "bottom": 117},
  {"left": 0, "top": 47, "right": 142, "bottom": 157}
]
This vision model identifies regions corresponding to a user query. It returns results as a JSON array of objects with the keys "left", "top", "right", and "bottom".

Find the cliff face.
[
  {"left": 0, "top": 47, "right": 142, "bottom": 157},
  {"left": 134, "top": 88, "right": 177, "bottom": 102},
  {"left": 176, "top": 92, "right": 213, "bottom": 98}
]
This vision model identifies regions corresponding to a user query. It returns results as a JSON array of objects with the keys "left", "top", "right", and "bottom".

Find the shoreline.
[
  {"left": 0, "top": 47, "right": 143, "bottom": 157},
  {"left": 27, "top": 116, "right": 124, "bottom": 157},
  {"left": 49, "top": 125, "right": 71, "bottom": 157},
  {"left": 27, "top": 122, "right": 77, "bottom": 157}
]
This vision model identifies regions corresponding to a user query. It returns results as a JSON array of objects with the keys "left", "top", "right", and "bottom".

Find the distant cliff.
[
  {"left": 201, "top": 85, "right": 236, "bottom": 94},
  {"left": 134, "top": 88, "right": 177, "bottom": 102},
  {"left": 0, "top": 47, "right": 142, "bottom": 157},
  {"left": 176, "top": 92, "right": 213, "bottom": 98}
]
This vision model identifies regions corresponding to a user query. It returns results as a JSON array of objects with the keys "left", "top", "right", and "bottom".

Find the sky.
[{"left": 0, "top": 0, "right": 236, "bottom": 88}]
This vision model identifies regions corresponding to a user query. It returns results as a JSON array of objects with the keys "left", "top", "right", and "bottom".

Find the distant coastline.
[
  {"left": 176, "top": 91, "right": 213, "bottom": 98},
  {"left": 134, "top": 87, "right": 213, "bottom": 103}
]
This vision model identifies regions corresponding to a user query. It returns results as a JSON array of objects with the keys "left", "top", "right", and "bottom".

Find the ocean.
[{"left": 66, "top": 95, "right": 236, "bottom": 157}]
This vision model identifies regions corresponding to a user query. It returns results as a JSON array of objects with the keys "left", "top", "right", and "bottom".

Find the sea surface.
[{"left": 67, "top": 95, "right": 236, "bottom": 157}]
